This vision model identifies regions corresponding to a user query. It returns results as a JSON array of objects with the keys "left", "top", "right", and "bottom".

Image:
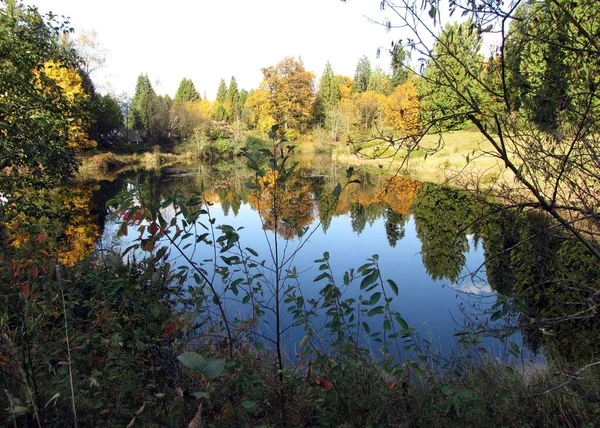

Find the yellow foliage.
[
  {"left": 56, "top": 185, "right": 101, "bottom": 266},
  {"left": 8, "top": 185, "right": 100, "bottom": 266},
  {"left": 379, "top": 176, "right": 422, "bottom": 215},
  {"left": 336, "top": 75, "right": 353, "bottom": 100},
  {"left": 260, "top": 57, "right": 315, "bottom": 137},
  {"left": 246, "top": 88, "right": 276, "bottom": 135},
  {"left": 384, "top": 81, "right": 421, "bottom": 135},
  {"left": 186, "top": 99, "right": 213, "bottom": 121},
  {"left": 248, "top": 169, "right": 314, "bottom": 239},
  {"left": 354, "top": 91, "right": 386, "bottom": 130},
  {"left": 333, "top": 175, "right": 421, "bottom": 217},
  {"left": 42, "top": 61, "right": 95, "bottom": 149}
]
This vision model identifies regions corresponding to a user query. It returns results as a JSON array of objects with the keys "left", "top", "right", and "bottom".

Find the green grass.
[{"left": 333, "top": 130, "right": 509, "bottom": 185}]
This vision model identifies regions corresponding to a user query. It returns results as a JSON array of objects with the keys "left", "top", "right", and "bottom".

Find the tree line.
[{"left": 122, "top": 51, "right": 420, "bottom": 146}]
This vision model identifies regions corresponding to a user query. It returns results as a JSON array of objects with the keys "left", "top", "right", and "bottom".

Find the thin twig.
[{"left": 57, "top": 265, "right": 78, "bottom": 428}]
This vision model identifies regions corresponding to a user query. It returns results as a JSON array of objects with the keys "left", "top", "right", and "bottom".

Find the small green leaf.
[
  {"left": 204, "top": 359, "right": 226, "bottom": 380},
  {"left": 367, "top": 306, "right": 384, "bottom": 316},
  {"left": 242, "top": 400, "right": 257, "bottom": 411},
  {"left": 314, "top": 272, "right": 330, "bottom": 282},
  {"left": 332, "top": 183, "right": 342, "bottom": 197},
  {"left": 177, "top": 352, "right": 206, "bottom": 372},
  {"left": 246, "top": 247, "right": 259, "bottom": 257},
  {"left": 300, "top": 334, "right": 310, "bottom": 348},
  {"left": 368, "top": 292, "right": 382, "bottom": 305},
  {"left": 387, "top": 279, "right": 399, "bottom": 296},
  {"left": 394, "top": 314, "right": 409, "bottom": 330},
  {"left": 362, "top": 322, "right": 371, "bottom": 333},
  {"left": 490, "top": 310, "right": 503, "bottom": 322},
  {"left": 428, "top": 5, "right": 436, "bottom": 19}
]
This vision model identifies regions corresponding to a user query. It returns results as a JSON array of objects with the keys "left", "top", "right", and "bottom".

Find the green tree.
[
  {"left": 89, "top": 93, "right": 123, "bottom": 147},
  {"left": 216, "top": 78, "right": 228, "bottom": 103},
  {"left": 367, "top": 66, "right": 391, "bottom": 94},
  {"left": 314, "top": 62, "right": 341, "bottom": 126},
  {"left": 411, "top": 184, "right": 475, "bottom": 282},
  {"left": 504, "top": 2, "right": 579, "bottom": 132},
  {"left": 174, "top": 77, "right": 200, "bottom": 102},
  {"left": 239, "top": 88, "right": 250, "bottom": 124},
  {"left": 390, "top": 43, "right": 410, "bottom": 88},
  {"left": 226, "top": 76, "right": 241, "bottom": 121},
  {"left": 353, "top": 56, "right": 371, "bottom": 93},
  {"left": 128, "top": 73, "right": 158, "bottom": 133},
  {"left": 319, "top": 63, "right": 341, "bottom": 109},
  {"left": 418, "top": 21, "right": 486, "bottom": 131},
  {"left": 384, "top": 208, "right": 406, "bottom": 247},
  {"left": 0, "top": 0, "right": 84, "bottom": 189}
]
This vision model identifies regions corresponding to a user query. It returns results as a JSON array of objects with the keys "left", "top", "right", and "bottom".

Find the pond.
[{"left": 66, "top": 154, "right": 598, "bottom": 364}]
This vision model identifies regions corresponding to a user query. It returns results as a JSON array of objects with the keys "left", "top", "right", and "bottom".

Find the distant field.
[{"left": 333, "top": 130, "right": 512, "bottom": 186}]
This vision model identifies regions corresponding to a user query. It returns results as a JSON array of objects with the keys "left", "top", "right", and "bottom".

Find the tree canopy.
[
  {"left": 0, "top": 0, "right": 88, "bottom": 189},
  {"left": 174, "top": 77, "right": 201, "bottom": 102},
  {"left": 353, "top": 55, "right": 371, "bottom": 93},
  {"left": 258, "top": 57, "right": 315, "bottom": 138}
]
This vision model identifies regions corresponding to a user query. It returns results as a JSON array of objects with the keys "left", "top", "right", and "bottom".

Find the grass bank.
[
  {"left": 79, "top": 131, "right": 511, "bottom": 187},
  {"left": 333, "top": 130, "right": 511, "bottom": 186},
  {"left": 77, "top": 148, "right": 191, "bottom": 181}
]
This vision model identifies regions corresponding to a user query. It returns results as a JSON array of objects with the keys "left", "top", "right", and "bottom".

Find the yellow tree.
[
  {"left": 56, "top": 185, "right": 101, "bottom": 266},
  {"left": 353, "top": 90, "right": 386, "bottom": 130},
  {"left": 42, "top": 60, "right": 95, "bottom": 149},
  {"left": 246, "top": 88, "right": 276, "bottom": 135},
  {"left": 384, "top": 80, "right": 421, "bottom": 135},
  {"left": 336, "top": 76, "right": 356, "bottom": 137},
  {"left": 248, "top": 170, "right": 314, "bottom": 239},
  {"left": 260, "top": 57, "right": 315, "bottom": 139}
]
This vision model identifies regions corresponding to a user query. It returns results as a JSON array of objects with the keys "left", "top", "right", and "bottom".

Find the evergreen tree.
[
  {"left": 390, "top": 43, "right": 410, "bottom": 88},
  {"left": 174, "top": 77, "right": 200, "bottom": 102},
  {"left": 353, "top": 56, "right": 371, "bottom": 93},
  {"left": 367, "top": 66, "right": 391, "bottom": 94},
  {"left": 418, "top": 21, "right": 486, "bottom": 130},
  {"left": 215, "top": 103, "right": 230, "bottom": 122},
  {"left": 504, "top": 2, "right": 573, "bottom": 131},
  {"left": 128, "top": 73, "right": 158, "bottom": 133},
  {"left": 216, "top": 78, "right": 228, "bottom": 103},
  {"left": 315, "top": 62, "right": 341, "bottom": 124},
  {"left": 319, "top": 62, "right": 340, "bottom": 108},
  {"left": 239, "top": 89, "right": 250, "bottom": 124},
  {"left": 226, "top": 76, "right": 241, "bottom": 120},
  {"left": 226, "top": 76, "right": 239, "bottom": 104}
]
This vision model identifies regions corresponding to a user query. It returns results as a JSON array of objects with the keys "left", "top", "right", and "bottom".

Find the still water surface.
[{"left": 95, "top": 159, "right": 507, "bottom": 357}]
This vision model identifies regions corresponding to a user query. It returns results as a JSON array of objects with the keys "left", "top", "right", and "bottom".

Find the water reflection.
[{"left": 65, "top": 157, "right": 599, "bottom": 361}]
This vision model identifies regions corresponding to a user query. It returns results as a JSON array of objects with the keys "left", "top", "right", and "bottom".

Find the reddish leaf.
[
  {"left": 37, "top": 233, "right": 46, "bottom": 243},
  {"left": 22, "top": 282, "right": 29, "bottom": 296},
  {"left": 142, "top": 239, "right": 155, "bottom": 252},
  {"left": 148, "top": 222, "right": 159, "bottom": 236},
  {"left": 166, "top": 322, "right": 176, "bottom": 336}
]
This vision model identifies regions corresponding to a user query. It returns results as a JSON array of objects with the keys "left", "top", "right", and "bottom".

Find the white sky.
[{"left": 27, "top": 0, "right": 414, "bottom": 100}]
